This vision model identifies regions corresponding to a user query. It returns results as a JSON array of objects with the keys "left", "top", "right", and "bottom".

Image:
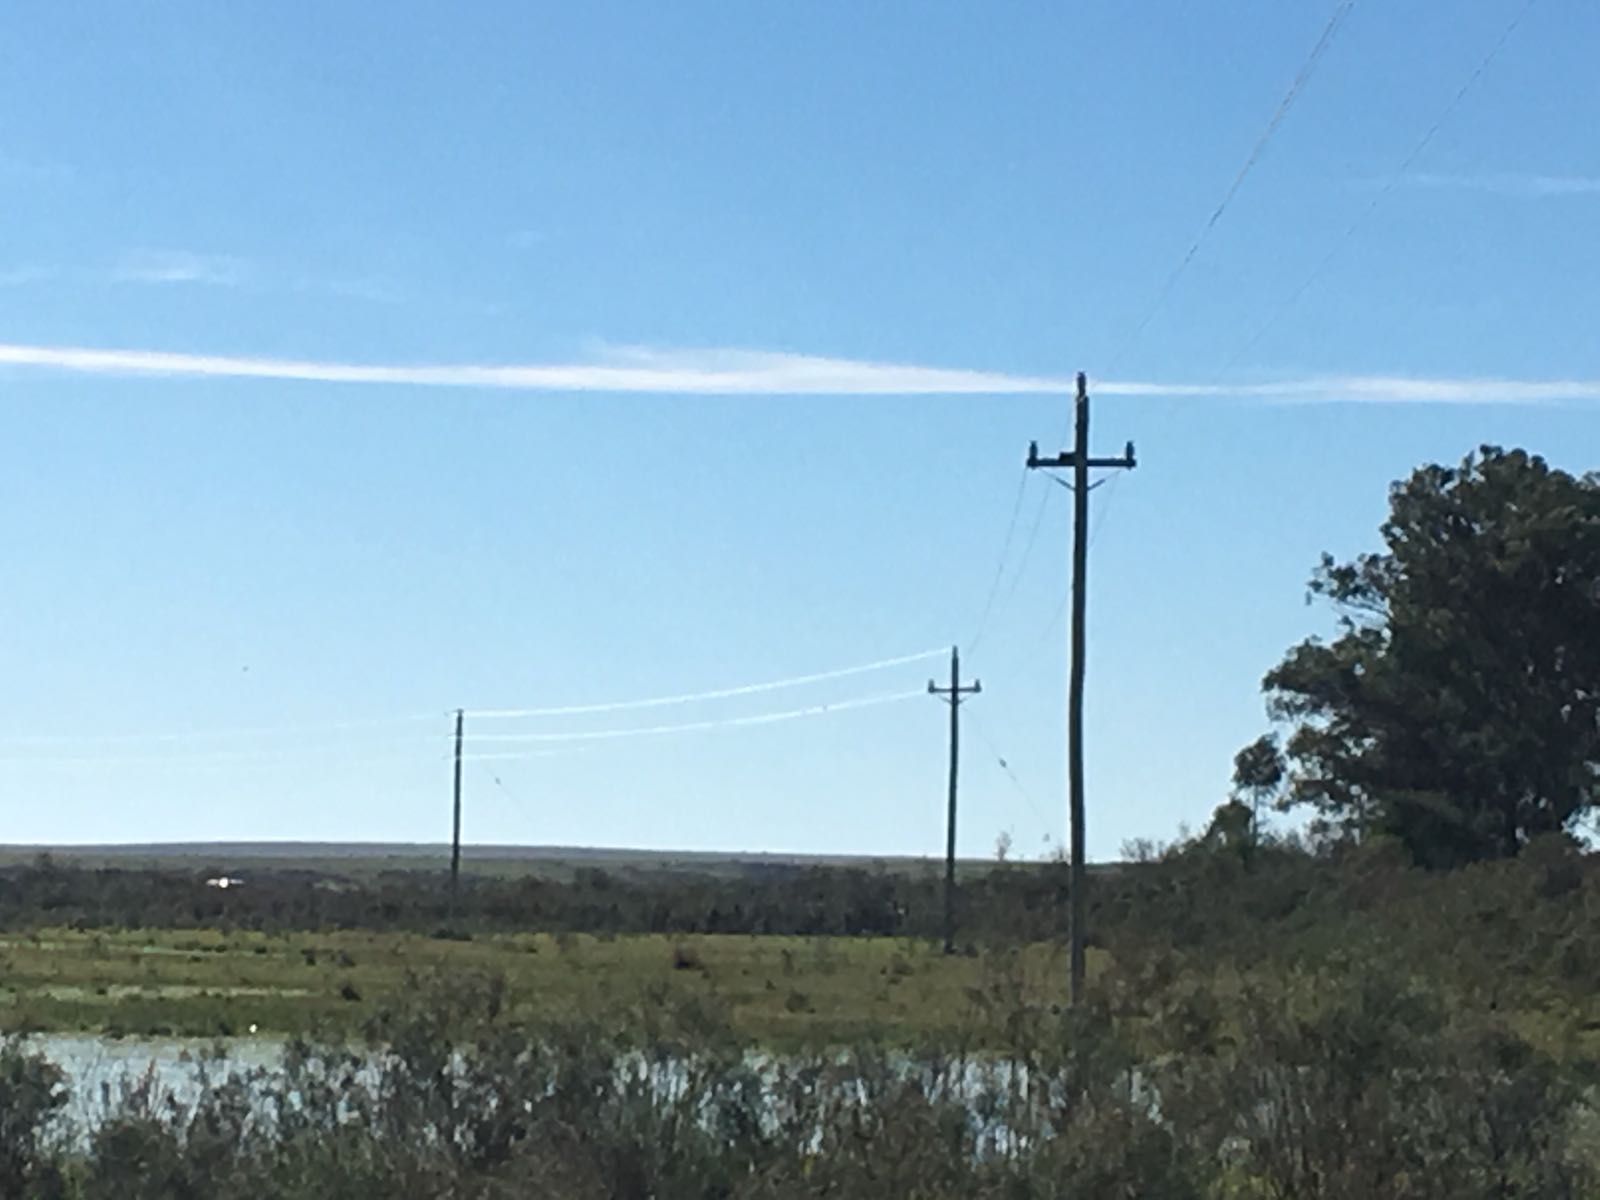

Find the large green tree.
[{"left": 1255, "top": 446, "right": 1600, "bottom": 867}]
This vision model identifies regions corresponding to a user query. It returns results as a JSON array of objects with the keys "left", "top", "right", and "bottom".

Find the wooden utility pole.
[
  {"left": 450, "top": 708, "right": 464, "bottom": 907},
  {"left": 929, "top": 645, "right": 980, "bottom": 955},
  {"left": 1026, "top": 372, "right": 1135, "bottom": 1005}
]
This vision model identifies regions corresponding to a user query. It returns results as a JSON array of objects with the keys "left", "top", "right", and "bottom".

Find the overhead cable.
[
  {"left": 984, "top": 485, "right": 1056, "bottom": 646},
  {"left": 0, "top": 744, "right": 442, "bottom": 769},
  {"left": 466, "top": 649, "right": 943, "bottom": 719},
  {"left": 0, "top": 713, "right": 440, "bottom": 747},
  {"left": 967, "top": 709, "right": 1056, "bottom": 841},
  {"left": 967, "top": 469, "right": 1031, "bottom": 656},
  {"left": 1216, "top": 0, "right": 1538, "bottom": 378},
  {"left": 998, "top": 473, "right": 1123, "bottom": 677},
  {"left": 465, "top": 689, "right": 924, "bottom": 744},
  {"left": 1104, "top": 0, "right": 1358, "bottom": 374},
  {"left": 0, "top": 649, "right": 943, "bottom": 746}
]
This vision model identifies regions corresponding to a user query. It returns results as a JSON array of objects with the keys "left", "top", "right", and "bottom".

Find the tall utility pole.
[
  {"left": 450, "top": 708, "right": 464, "bottom": 908},
  {"left": 928, "top": 645, "right": 980, "bottom": 955},
  {"left": 1026, "top": 372, "right": 1135, "bottom": 1005}
]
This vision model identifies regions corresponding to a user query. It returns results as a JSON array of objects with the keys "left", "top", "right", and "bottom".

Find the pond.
[
  {"left": 23, "top": 1030, "right": 1155, "bottom": 1145},
  {"left": 31, "top": 1034, "right": 288, "bottom": 1128}
]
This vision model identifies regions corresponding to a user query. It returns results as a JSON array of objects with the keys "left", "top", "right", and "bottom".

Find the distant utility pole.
[
  {"left": 451, "top": 708, "right": 464, "bottom": 908},
  {"left": 929, "top": 645, "right": 980, "bottom": 955},
  {"left": 1026, "top": 372, "right": 1135, "bottom": 1006}
]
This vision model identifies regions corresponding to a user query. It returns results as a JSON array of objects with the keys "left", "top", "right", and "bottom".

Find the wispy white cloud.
[
  {"left": 113, "top": 249, "right": 251, "bottom": 287},
  {"left": 1099, "top": 376, "right": 1600, "bottom": 405},
  {"left": 0, "top": 266, "right": 58, "bottom": 287},
  {"left": 1, "top": 250, "right": 406, "bottom": 304},
  {"left": 0, "top": 342, "right": 1065, "bottom": 395},
  {"left": 0, "top": 340, "right": 1596, "bottom": 405},
  {"left": 1398, "top": 172, "right": 1600, "bottom": 198}
]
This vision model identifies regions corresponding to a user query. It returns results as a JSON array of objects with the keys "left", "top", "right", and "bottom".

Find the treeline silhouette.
[
  {"left": 0, "top": 854, "right": 1052, "bottom": 940},
  {"left": 8, "top": 832, "right": 1600, "bottom": 1002}
]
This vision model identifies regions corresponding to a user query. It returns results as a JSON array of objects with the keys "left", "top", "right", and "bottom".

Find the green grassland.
[
  {"left": 9, "top": 836, "right": 1600, "bottom": 1059},
  {"left": 0, "top": 926, "right": 1083, "bottom": 1044}
]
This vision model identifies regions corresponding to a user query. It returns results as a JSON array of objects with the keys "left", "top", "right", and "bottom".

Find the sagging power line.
[
  {"left": 967, "top": 708, "right": 1054, "bottom": 846},
  {"left": 1214, "top": 0, "right": 1539, "bottom": 379},
  {"left": 0, "top": 649, "right": 946, "bottom": 753},
  {"left": 974, "top": 483, "right": 1058, "bottom": 659},
  {"left": 464, "top": 690, "right": 925, "bottom": 744},
  {"left": 465, "top": 648, "right": 945, "bottom": 719},
  {"left": 0, "top": 688, "right": 930, "bottom": 768},
  {"left": 0, "top": 713, "right": 441, "bottom": 747},
  {"left": 442, "top": 684, "right": 937, "bottom": 890},
  {"left": 0, "top": 742, "right": 448, "bottom": 768},
  {"left": 967, "top": 470, "right": 1029, "bottom": 656},
  {"left": 1104, "top": 0, "right": 1358, "bottom": 375}
]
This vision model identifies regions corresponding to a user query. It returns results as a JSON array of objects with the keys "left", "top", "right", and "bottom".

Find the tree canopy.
[{"left": 1254, "top": 446, "right": 1600, "bottom": 867}]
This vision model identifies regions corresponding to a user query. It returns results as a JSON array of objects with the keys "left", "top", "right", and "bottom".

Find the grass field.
[{"left": 0, "top": 927, "right": 1083, "bottom": 1044}]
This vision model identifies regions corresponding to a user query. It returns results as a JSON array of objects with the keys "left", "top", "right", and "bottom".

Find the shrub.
[{"left": 0, "top": 1039, "right": 68, "bottom": 1199}]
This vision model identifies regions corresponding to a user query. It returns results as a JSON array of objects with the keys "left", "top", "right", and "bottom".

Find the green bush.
[
  {"left": 4, "top": 965, "right": 1595, "bottom": 1197},
  {"left": 0, "top": 1038, "right": 69, "bottom": 1199}
]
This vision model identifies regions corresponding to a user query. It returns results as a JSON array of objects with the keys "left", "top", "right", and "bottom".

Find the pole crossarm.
[
  {"left": 1022, "top": 371, "right": 1136, "bottom": 1007},
  {"left": 929, "top": 646, "right": 980, "bottom": 955},
  {"left": 1026, "top": 443, "right": 1137, "bottom": 472}
]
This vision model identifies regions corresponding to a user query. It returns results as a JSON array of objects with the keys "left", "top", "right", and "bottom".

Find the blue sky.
[{"left": 3, "top": 1, "right": 1598, "bottom": 859}]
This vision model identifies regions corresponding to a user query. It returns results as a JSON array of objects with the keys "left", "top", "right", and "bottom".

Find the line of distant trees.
[
  {"left": 0, "top": 854, "right": 1063, "bottom": 941},
  {"left": 8, "top": 827, "right": 1600, "bottom": 996}
]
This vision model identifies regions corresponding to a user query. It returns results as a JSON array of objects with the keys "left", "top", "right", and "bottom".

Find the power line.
[
  {"left": 0, "top": 648, "right": 944, "bottom": 749},
  {"left": 1, "top": 685, "right": 922, "bottom": 765},
  {"left": 0, "top": 741, "right": 447, "bottom": 768},
  {"left": 477, "top": 762, "right": 548, "bottom": 846},
  {"left": 967, "top": 469, "right": 1029, "bottom": 655},
  {"left": 967, "top": 709, "right": 1053, "bottom": 843},
  {"left": 0, "top": 713, "right": 440, "bottom": 747},
  {"left": 1215, "top": 0, "right": 1538, "bottom": 379},
  {"left": 466, "top": 648, "right": 943, "bottom": 719},
  {"left": 1104, "top": 0, "right": 1358, "bottom": 374},
  {"left": 979, "top": 482, "right": 1056, "bottom": 654},
  {"left": 482, "top": 764, "right": 532, "bottom": 820},
  {"left": 18, "top": 690, "right": 928, "bottom": 759},
  {"left": 465, "top": 689, "right": 924, "bottom": 744},
  {"left": 1003, "top": 472, "right": 1125, "bottom": 677},
  {"left": 1087, "top": 470, "right": 1123, "bottom": 552}
]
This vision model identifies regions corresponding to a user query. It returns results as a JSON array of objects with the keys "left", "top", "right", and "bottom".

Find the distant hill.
[{"left": 0, "top": 841, "right": 990, "bottom": 882}]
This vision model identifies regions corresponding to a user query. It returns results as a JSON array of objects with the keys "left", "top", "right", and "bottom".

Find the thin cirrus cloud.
[
  {"left": 0, "top": 340, "right": 1597, "bottom": 405},
  {"left": 112, "top": 249, "right": 251, "bottom": 287},
  {"left": 0, "top": 249, "right": 404, "bottom": 304},
  {"left": 1109, "top": 376, "right": 1600, "bottom": 405},
  {"left": 0, "top": 266, "right": 59, "bottom": 287},
  {"left": 0, "top": 341, "right": 1063, "bottom": 395},
  {"left": 1400, "top": 172, "right": 1600, "bottom": 198}
]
